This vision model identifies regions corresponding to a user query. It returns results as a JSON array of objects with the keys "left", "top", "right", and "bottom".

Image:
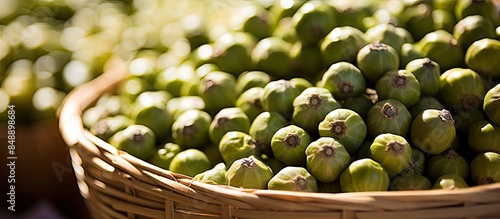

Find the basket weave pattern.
[{"left": 58, "top": 64, "right": 500, "bottom": 219}]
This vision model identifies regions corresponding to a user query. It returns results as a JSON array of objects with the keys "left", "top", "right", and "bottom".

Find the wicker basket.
[{"left": 58, "top": 63, "right": 500, "bottom": 219}]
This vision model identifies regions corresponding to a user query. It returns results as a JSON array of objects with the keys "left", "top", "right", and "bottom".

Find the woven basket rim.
[{"left": 57, "top": 62, "right": 500, "bottom": 218}]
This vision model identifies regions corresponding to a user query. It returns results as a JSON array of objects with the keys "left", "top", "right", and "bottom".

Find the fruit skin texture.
[
  {"left": 226, "top": 155, "right": 274, "bottom": 189},
  {"left": 467, "top": 120, "right": 500, "bottom": 154},
  {"left": 465, "top": 38, "right": 500, "bottom": 80},
  {"left": 375, "top": 70, "right": 421, "bottom": 107},
  {"left": 389, "top": 172, "right": 432, "bottom": 191},
  {"left": 471, "top": 152, "right": 500, "bottom": 185},
  {"left": 292, "top": 87, "right": 341, "bottom": 134},
  {"left": 340, "top": 158, "right": 390, "bottom": 192},
  {"left": 356, "top": 41, "right": 400, "bottom": 84},
  {"left": 306, "top": 137, "right": 351, "bottom": 183},
  {"left": 292, "top": 2, "right": 336, "bottom": 45},
  {"left": 432, "top": 174, "right": 469, "bottom": 190},
  {"left": 369, "top": 133, "right": 412, "bottom": 176},
  {"left": 439, "top": 68, "right": 486, "bottom": 112},
  {"left": 251, "top": 37, "right": 294, "bottom": 78},
  {"left": 149, "top": 143, "right": 182, "bottom": 170},
  {"left": 341, "top": 93, "right": 374, "bottom": 119},
  {"left": 109, "top": 124, "right": 156, "bottom": 161},
  {"left": 366, "top": 99, "right": 412, "bottom": 137},
  {"left": 219, "top": 131, "right": 261, "bottom": 167},
  {"left": 365, "top": 23, "right": 409, "bottom": 53},
  {"left": 267, "top": 166, "right": 318, "bottom": 192},
  {"left": 425, "top": 149, "right": 469, "bottom": 182},
  {"left": 484, "top": 84, "right": 500, "bottom": 126},
  {"left": 401, "top": 147, "right": 426, "bottom": 175},
  {"left": 169, "top": 149, "right": 212, "bottom": 178},
  {"left": 235, "top": 71, "right": 271, "bottom": 95},
  {"left": 320, "top": 26, "right": 368, "bottom": 65},
  {"left": 318, "top": 109, "right": 367, "bottom": 155},
  {"left": 453, "top": 15, "right": 496, "bottom": 50},
  {"left": 249, "top": 111, "right": 289, "bottom": 155},
  {"left": 90, "top": 115, "right": 132, "bottom": 141},
  {"left": 235, "top": 87, "right": 265, "bottom": 121},
  {"left": 405, "top": 58, "right": 441, "bottom": 97},
  {"left": 271, "top": 125, "right": 312, "bottom": 166},
  {"left": 261, "top": 79, "right": 301, "bottom": 119},
  {"left": 193, "top": 165, "right": 228, "bottom": 185},
  {"left": 409, "top": 96, "right": 445, "bottom": 118},
  {"left": 198, "top": 71, "right": 238, "bottom": 115},
  {"left": 209, "top": 107, "right": 250, "bottom": 146},
  {"left": 455, "top": 0, "right": 500, "bottom": 26},
  {"left": 416, "top": 30, "right": 464, "bottom": 72},
  {"left": 411, "top": 109, "right": 456, "bottom": 155},
  {"left": 171, "top": 109, "right": 212, "bottom": 149},
  {"left": 319, "top": 62, "right": 366, "bottom": 100},
  {"left": 131, "top": 99, "right": 173, "bottom": 142},
  {"left": 399, "top": 43, "right": 425, "bottom": 69}
]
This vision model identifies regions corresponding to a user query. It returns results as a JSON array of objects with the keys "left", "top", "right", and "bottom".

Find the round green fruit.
[
  {"left": 365, "top": 23, "right": 408, "bottom": 53},
  {"left": 131, "top": 98, "right": 173, "bottom": 142},
  {"left": 169, "top": 149, "right": 212, "bottom": 178},
  {"left": 484, "top": 84, "right": 500, "bottom": 126},
  {"left": 306, "top": 137, "right": 351, "bottom": 182},
  {"left": 465, "top": 38, "right": 500, "bottom": 80},
  {"left": 369, "top": 133, "right": 412, "bottom": 176},
  {"left": 271, "top": 125, "right": 312, "bottom": 166},
  {"left": 209, "top": 107, "right": 250, "bottom": 145},
  {"left": 411, "top": 109, "right": 456, "bottom": 155},
  {"left": 389, "top": 172, "right": 432, "bottom": 191},
  {"left": 251, "top": 37, "right": 294, "bottom": 78},
  {"left": 416, "top": 30, "right": 464, "bottom": 71},
  {"left": 291, "top": 42, "right": 324, "bottom": 78},
  {"left": 319, "top": 62, "right": 366, "bottom": 100},
  {"left": 210, "top": 32, "right": 255, "bottom": 75},
  {"left": 219, "top": 131, "right": 261, "bottom": 167},
  {"left": 468, "top": 120, "right": 500, "bottom": 153},
  {"left": 399, "top": 43, "right": 425, "bottom": 69},
  {"left": 439, "top": 68, "right": 486, "bottom": 112},
  {"left": 90, "top": 115, "right": 132, "bottom": 141},
  {"left": 226, "top": 155, "right": 274, "bottom": 189},
  {"left": 409, "top": 96, "right": 445, "bottom": 118},
  {"left": 375, "top": 70, "right": 421, "bottom": 107},
  {"left": 425, "top": 149, "right": 469, "bottom": 182},
  {"left": 453, "top": 15, "right": 496, "bottom": 50},
  {"left": 405, "top": 58, "right": 441, "bottom": 96},
  {"left": 249, "top": 111, "right": 289, "bottom": 155},
  {"left": 267, "top": 166, "right": 318, "bottom": 192},
  {"left": 193, "top": 166, "right": 228, "bottom": 186},
  {"left": 432, "top": 174, "right": 469, "bottom": 190},
  {"left": 292, "top": 2, "right": 336, "bottom": 44},
  {"left": 401, "top": 147, "right": 426, "bottom": 176},
  {"left": 149, "top": 143, "right": 182, "bottom": 170},
  {"left": 340, "top": 158, "right": 390, "bottom": 192},
  {"left": 320, "top": 26, "right": 367, "bottom": 65},
  {"left": 357, "top": 41, "right": 400, "bottom": 84},
  {"left": 318, "top": 109, "right": 367, "bottom": 155},
  {"left": 166, "top": 96, "right": 205, "bottom": 120},
  {"left": 292, "top": 87, "right": 341, "bottom": 134},
  {"left": 235, "top": 87, "right": 265, "bottom": 121},
  {"left": 198, "top": 71, "right": 237, "bottom": 115},
  {"left": 471, "top": 152, "right": 500, "bottom": 185},
  {"left": 366, "top": 99, "right": 412, "bottom": 137},
  {"left": 171, "top": 109, "right": 211, "bottom": 149},
  {"left": 235, "top": 71, "right": 271, "bottom": 95},
  {"left": 108, "top": 124, "right": 156, "bottom": 161},
  {"left": 261, "top": 79, "right": 301, "bottom": 119}
]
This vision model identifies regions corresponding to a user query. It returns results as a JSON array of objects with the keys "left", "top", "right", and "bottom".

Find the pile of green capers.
[{"left": 83, "top": 0, "right": 500, "bottom": 193}]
